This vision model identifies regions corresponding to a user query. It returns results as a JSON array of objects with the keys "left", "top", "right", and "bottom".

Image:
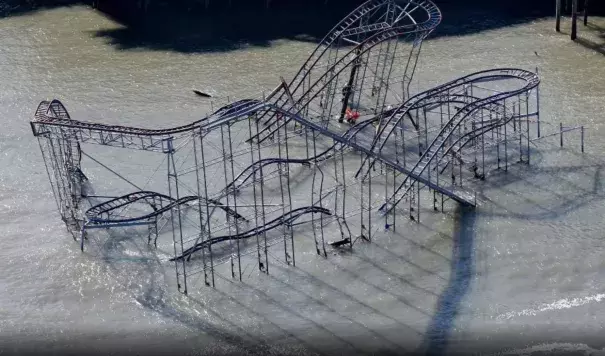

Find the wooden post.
[
  {"left": 571, "top": 0, "right": 578, "bottom": 40},
  {"left": 583, "top": 0, "right": 589, "bottom": 25},
  {"left": 556, "top": 0, "right": 562, "bottom": 32}
]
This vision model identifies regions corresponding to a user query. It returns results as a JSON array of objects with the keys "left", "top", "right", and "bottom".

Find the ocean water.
[{"left": 1, "top": 3, "right": 605, "bottom": 355}]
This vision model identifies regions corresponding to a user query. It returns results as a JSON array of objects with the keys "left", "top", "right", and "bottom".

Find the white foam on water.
[
  {"left": 494, "top": 342, "right": 605, "bottom": 356},
  {"left": 496, "top": 294, "right": 605, "bottom": 320}
]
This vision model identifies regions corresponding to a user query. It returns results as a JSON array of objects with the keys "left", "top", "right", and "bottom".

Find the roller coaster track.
[
  {"left": 372, "top": 69, "right": 538, "bottom": 146},
  {"left": 251, "top": 0, "right": 442, "bottom": 142},
  {"left": 30, "top": 0, "right": 551, "bottom": 294},
  {"left": 349, "top": 69, "right": 536, "bottom": 174},
  {"left": 170, "top": 206, "right": 332, "bottom": 262},
  {"left": 31, "top": 69, "right": 538, "bottom": 214},
  {"left": 84, "top": 191, "right": 247, "bottom": 226},
  {"left": 223, "top": 115, "right": 384, "bottom": 195},
  {"left": 374, "top": 68, "right": 540, "bottom": 214},
  {"left": 266, "top": 0, "right": 441, "bottom": 110},
  {"left": 30, "top": 1, "right": 440, "bottom": 151},
  {"left": 31, "top": 98, "right": 266, "bottom": 152}
]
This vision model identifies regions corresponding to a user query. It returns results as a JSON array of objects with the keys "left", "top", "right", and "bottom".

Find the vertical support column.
[
  {"left": 276, "top": 120, "right": 288, "bottom": 263},
  {"left": 167, "top": 137, "right": 188, "bottom": 295},
  {"left": 401, "top": 117, "right": 406, "bottom": 168},
  {"left": 392, "top": 168, "right": 397, "bottom": 231},
  {"left": 526, "top": 91, "right": 531, "bottom": 164},
  {"left": 332, "top": 138, "right": 345, "bottom": 244},
  {"left": 408, "top": 182, "right": 416, "bottom": 221},
  {"left": 583, "top": 0, "right": 589, "bottom": 26},
  {"left": 282, "top": 115, "right": 295, "bottom": 265},
  {"left": 417, "top": 109, "right": 422, "bottom": 157},
  {"left": 504, "top": 105, "right": 508, "bottom": 171},
  {"left": 310, "top": 128, "right": 324, "bottom": 256},
  {"left": 255, "top": 120, "right": 270, "bottom": 272},
  {"left": 424, "top": 108, "right": 429, "bottom": 184},
  {"left": 481, "top": 109, "right": 485, "bottom": 179},
  {"left": 359, "top": 151, "right": 366, "bottom": 242},
  {"left": 556, "top": 0, "right": 562, "bottom": 32},
  {"left": 458, "top": 125, "right": 462, "bottom": 186},
  {"left": 495, "top": 111, "right": 500, "bottom": 170},
  {"left": 571, "top": 0, "right": 578, "bottom": 40},
  {"left": 226, "top": 123, "right": 242, "bottom": 281},
  {"left": 409, "top": 181, "right": 415, "bottom": 221},
  {"left": 219, "top": 125, "right": 238, "bottom": 280},
  {"left": 392, "top": 123, "right": 399, "bottom": 230},
  {"left": 518, "top": 102, "right": 523, "bottom": 163},
  {"left": 249, "top": 116, "right": 265, "bottom": 269},
  {"left": 367, "top": 155, "right": 373, "bottom": 242},
  {"left": 193, "top": 130, "right": 210, "bottom": 287},
  {"left": 416, "top": 181, "right": 420, "bottom": 223},
  {"left": 384, "top": 148, "right": 390, "bottom": 230},
  {"left": 535, "top": 69, "right": 541, "bottom": 138},
  {"left": 526, "top": 110, "right": 531, "bottom": 164},
  {"left": 199, "top": 130, "right": 215, "bottom": 287}
]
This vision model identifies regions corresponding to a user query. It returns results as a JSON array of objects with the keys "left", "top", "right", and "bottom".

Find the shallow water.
[{"left": 1, "top": 4, "right": 605, "bottom": 355}]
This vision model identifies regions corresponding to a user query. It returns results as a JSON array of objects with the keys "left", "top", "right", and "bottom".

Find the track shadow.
[
  {"left": 85, "top": 228, "right": 276, "bottom": 355},
  {"left": 556, "top": 19, "right": 605, "bottom": 55},
  {"left": 473, "top": 149, "right": 605, "bottom": 221},
  {"left": 420, "top": 205, "right": 476, "bottom": 355},
  {"left": 575, "top": 33, "right": 605, "bottom": 56}
]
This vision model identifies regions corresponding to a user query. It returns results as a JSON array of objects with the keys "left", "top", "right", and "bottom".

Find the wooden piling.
[
  {"left": 571, "top": 0, "right": 578, "bottom": 40},
  {"left": 556, "top": 0, "right": 562, "bottom": 31}
]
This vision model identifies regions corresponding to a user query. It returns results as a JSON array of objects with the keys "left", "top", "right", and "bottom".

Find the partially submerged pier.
[{"left": 31, "top": 0, "right": 585, "bottom": 295}]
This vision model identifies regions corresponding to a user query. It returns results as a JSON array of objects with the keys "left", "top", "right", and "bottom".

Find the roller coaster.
[{"left": 31, "top": 0, "right": 546, "bottom": 293}]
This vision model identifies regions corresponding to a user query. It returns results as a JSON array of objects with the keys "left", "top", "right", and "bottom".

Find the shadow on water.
[
  {"left": 5, "top": 0, "right": 604, "bottom": 54},
  {"left": 575, "top": 23, "right": 605, "bottom": 55},
  {"left": 420, "top": 205, "right": 476, "bottom": 355},
  {"left": 91, "top": 231, "right": 270, "bottom": 355}
]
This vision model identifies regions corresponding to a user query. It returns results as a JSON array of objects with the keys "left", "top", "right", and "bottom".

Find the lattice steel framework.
[{"left": 31, "top": 1, "right": 550, "bottom": 294}]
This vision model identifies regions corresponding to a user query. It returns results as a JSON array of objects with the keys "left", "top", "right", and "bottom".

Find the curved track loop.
[
  {"left": 30, "top": 1, "right": 442, "bottom": 144},
  {"left": 170, "top": 206, "right": 332, "bottom": 262},
  {"left": 269, "top": 0, "right": 441, "bottom": 109},
  {"left": 373, "top": 68, "right": 540, "bottom": 213},
  {"left": 34, "top": 100, "right": 87, "bottom": 228},
  {"left": 223, "top": 115, "right": 384, "bottom": 194},
  {"left": 252, "top": 0, "right": 442, "bottom": 142},
  {"left": 30, "top": 0, "right": 549, "bottom": 294},
  {"left": 84, "top": 191, "right": 247, "bottom": 225},
  {"left": 31, "top": 68, "right": 538, "bottom": 211},
  {"left": 32, "top": 98, "right": 263, "bottom": 138}
]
